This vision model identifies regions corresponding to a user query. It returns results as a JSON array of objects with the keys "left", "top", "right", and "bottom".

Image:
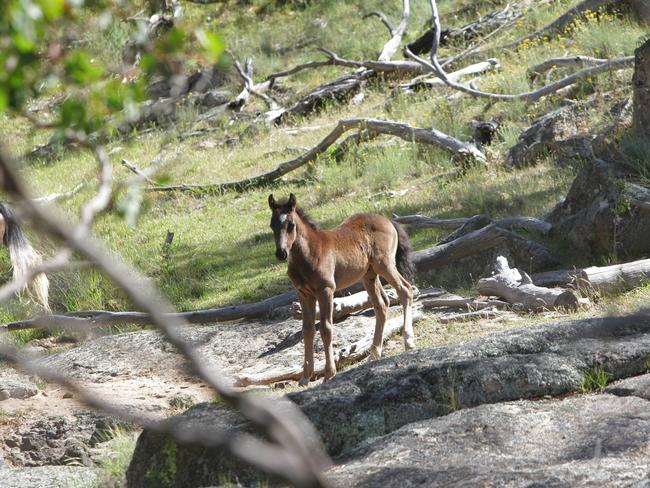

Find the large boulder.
[
  {"left": 126, "top": 309, "right": 650, "bottom": 487},
  {"left": 547, "top": 159, "right": 650, "bottom": 259},
  {"left": 328, "top": 393, "right": 650, "bottom": 487}
]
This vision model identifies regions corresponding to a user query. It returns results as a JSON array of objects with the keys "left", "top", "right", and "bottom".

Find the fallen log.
[
  {"left": 144, "top": 117, "right": 485, "bottom": 194},
  {"left": 292, "top": 286, "right": 443, "bottom": 321},
  {"left": 234, "top": 309, "right": 425, "bottom": 387},
  {"left": 478, "top": 256, "right": 579, "bottom": 311},
  {"left": 0, "top": 291, "right": 298, "bottom": 332},
  {"left": 412, "top": 224, "right": 557, "bottom": 272},
  {"left": 438, "top": 309, "right": 501, "bottom": 323},
  {"left": 407, "top": 1, "right": 529, "bottom": 55},
  {"left": 421, "top": 296, "right": 510, "bottom": 310},
  {"left": 532, "top": 259, "right": 650, "bottom": 294},
  {"left": 505, "top": 0, "right": 625, "bottom": 50},
  {"left": 580, "top": 260, "right": 650, "bottom": 294},
  {"left": 394, "top": 213, "right": 552, "bottom": 235}
]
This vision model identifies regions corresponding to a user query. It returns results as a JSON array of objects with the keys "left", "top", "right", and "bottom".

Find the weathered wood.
[
  {"left": 234, "top": 310, "right": 425, "bottom": 387},
  {"left": 531, "top": 269, "right": 582, "bottom": 288},
  {"left": 478, "top": 256, "right": 579, "bottom": 311},
  {"left": 505, "top": 0, "right": 624, "bottom": 49},
  {"left": 32, "top": 183, "right": 84, "bottom": 204},
  {"left": 0, "top": 291, "right": 298, "bottom": 332},
  {"left": 411, "top": 224, "right": 556, "bottom": 272},
  {"left": 408, "top": 1, "right": 528, "bottom": 55},
  {"left": 144, "top": 117, "right": 485, "bottom": 194},
  {"left": 438, "top": 309, "right": 501, "bottom": 323},
  {"left": 394, "top": 214, "right": 552, "bottom": 235},
  {"left": 377, "top": 0, "right": 410, "bottom": 62},
  {"left": 579, "top": 259, "right": 650, "bottom": 294},
  {"left": 528, "top": 55, "right": 611, "bottom": 81},
  {"left": 292, "top": 286, "right": 442, "bottom": 321},
  {"left": 633, "top": 39, "right": 650, "bottom": 136},
  {"left": 421, "top": 296, "right": 510, "bottom": 310},
  {"left": 398, "top": 59, "right": 498, "bottom": 93}
]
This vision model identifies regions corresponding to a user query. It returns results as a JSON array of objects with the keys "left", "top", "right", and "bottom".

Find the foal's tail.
[
  {"left": 391, "top": 220, "right": 415, "bottom": 284},
  {"left": 0, "top": 203, "right": 50, "bottom": 311}
]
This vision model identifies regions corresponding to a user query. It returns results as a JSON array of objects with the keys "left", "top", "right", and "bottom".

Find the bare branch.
[
  {"left": 377, "top": 0, "right": 410, "bottom": 62},
  {"left": 0, "top": 146, "right": 331, "bottom": 488},
  {"left": 121, "top": 159, "right": 158, "bottom": 185},
  {"left": 142, "top": 117, "right": 485, "bottom": 194},
  {"left": 528, "top": 55, "right": 612, "bottom": 81},
  {"left": 32, "top": 183, "right": 84, "bottom": 204},
  {"left": 404, "top": 1, "right": 635, "bottom": 103},
  {"left": 363, "top": 11, "right": 395, "bottom": 35}
]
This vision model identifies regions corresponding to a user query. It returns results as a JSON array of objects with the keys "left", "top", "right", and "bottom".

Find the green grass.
[
  {"left": 581, "top": 365, "right": 611, "bottom": 393},
  {"left": 93, "top": 427, "right": 139, "bottom": 488},
  {"left": 0, "top": 0, "right": 646, "bottom": 323}
]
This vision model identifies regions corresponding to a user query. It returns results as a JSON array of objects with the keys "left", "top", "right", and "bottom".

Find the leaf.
[
  {"left": 35, "top": 0, "right": 64, "bottom": 21},
  {"left": 196, "top": 29, "right": 225, "bottom": 63},
  {"left": 59, "top": 98, "right": 86, "bottom": 128},
  {"left": 64, "top": 51, "right": 104, "bottom": 85}
]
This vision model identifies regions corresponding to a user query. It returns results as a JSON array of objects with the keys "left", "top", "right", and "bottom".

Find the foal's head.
[{"left": 268, "top": 193, "right": 298, "bottom": 261}]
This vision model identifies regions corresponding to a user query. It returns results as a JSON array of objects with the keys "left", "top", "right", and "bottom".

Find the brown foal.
[{"left": 268, "top": 193, "right": 415, "bottom": 385}]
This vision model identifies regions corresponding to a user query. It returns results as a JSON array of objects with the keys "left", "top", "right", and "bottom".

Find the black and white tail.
[
  {"left": 0, "top": 203, "right": 50, "bottom": 311},
  {"left": 391, "top": 220, "right": 415, "bottom": 284}
]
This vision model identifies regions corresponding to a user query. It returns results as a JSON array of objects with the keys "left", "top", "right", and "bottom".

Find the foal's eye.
[{"left": 287, "top": 221, "right": 295, "bottom": 232}]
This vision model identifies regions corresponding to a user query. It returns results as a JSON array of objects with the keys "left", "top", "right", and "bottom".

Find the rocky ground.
[{"left": 1, "top": 306, "right": 650, "bottom": 487}]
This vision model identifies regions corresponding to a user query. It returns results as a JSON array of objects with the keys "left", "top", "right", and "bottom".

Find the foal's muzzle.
[{"left": 276, "top": 248, "right": 288, "bottom": 261}]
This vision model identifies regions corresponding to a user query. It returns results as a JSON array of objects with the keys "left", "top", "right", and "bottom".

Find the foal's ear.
[
  {"left": 288, "top": 193, "right": 297, "bottom": 210},
  {"left": 268, "top": 194, "right": 276, "bottom": 210}
]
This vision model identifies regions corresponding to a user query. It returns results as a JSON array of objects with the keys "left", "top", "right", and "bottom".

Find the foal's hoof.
[
  {"left": 322, "top": 372, "right": 336, "bottom": 383},
  {"left": 404, "top": 338, "right": 416, "bottom": 350},
  {"left": 298, "top": 376, "right": 310, "bottom": 387},
  {"left": 369, "top": 346, "right": 382, "bottom": 360}
]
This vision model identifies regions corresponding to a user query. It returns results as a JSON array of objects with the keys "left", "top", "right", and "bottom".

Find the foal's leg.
[
  {"left": 373, "top": 261, "right": 415, "bottom": 350},
  {"left": 316, "top": 287, "right": 336, "bottom": 381},
  {"left": 298, "top": 291, "right": 317, "bottom": 386},
  {"left": 362, "top": 272, "right": 388, "bottom": 360}
]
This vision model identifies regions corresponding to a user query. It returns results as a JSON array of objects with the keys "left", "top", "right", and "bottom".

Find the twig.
[
  {"left": 121, "top": 159, "right": 158, "bottom": 185},
  {"left": 363, "top": 11, "right": 395, "bottom": 35}
]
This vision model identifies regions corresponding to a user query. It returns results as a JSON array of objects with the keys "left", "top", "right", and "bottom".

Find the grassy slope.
[{"left": 0, "top": 0, "right": 647, "bottom": 323}]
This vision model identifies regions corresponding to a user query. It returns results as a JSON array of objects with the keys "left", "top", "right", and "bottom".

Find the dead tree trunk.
[
  {"left": 412, "top": 224, "right": 558, "bottom": 273},
  {"left": 478, "top": 257, "right": 579, "bottom": 311},
  {"left": 633, "top": 39, "right": 650, "bottom": 136},
  {"left": 533, "top": 259, "right": 650, "bottom": 294}
]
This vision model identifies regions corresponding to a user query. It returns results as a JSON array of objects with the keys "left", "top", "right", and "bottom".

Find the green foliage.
[
  {"left": 94, "top": 427, "right": 138, "bottom": 487},
  {"left": 581, "top": 366, "right": 611, "bottom": 392}
]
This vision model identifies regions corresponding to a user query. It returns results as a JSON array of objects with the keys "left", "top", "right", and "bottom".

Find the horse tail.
[
  {"left": 0, "top": 203, "right": 50, "bottom": 311},
  {"left": 391, "top": 220, "right": 415, "bottom": 284}
]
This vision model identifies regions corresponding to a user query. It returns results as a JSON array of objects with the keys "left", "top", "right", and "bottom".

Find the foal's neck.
[{"left": 292, "top": 213, "right": 318, "bottom": 256}]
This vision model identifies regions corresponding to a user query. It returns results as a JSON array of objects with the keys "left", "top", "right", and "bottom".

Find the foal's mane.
[
  {"left": 276, "top": 198, "right": 320, "bottom": 230},
  {"left": 296, "top": 207, "right": 320, "bottom": 230}
]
